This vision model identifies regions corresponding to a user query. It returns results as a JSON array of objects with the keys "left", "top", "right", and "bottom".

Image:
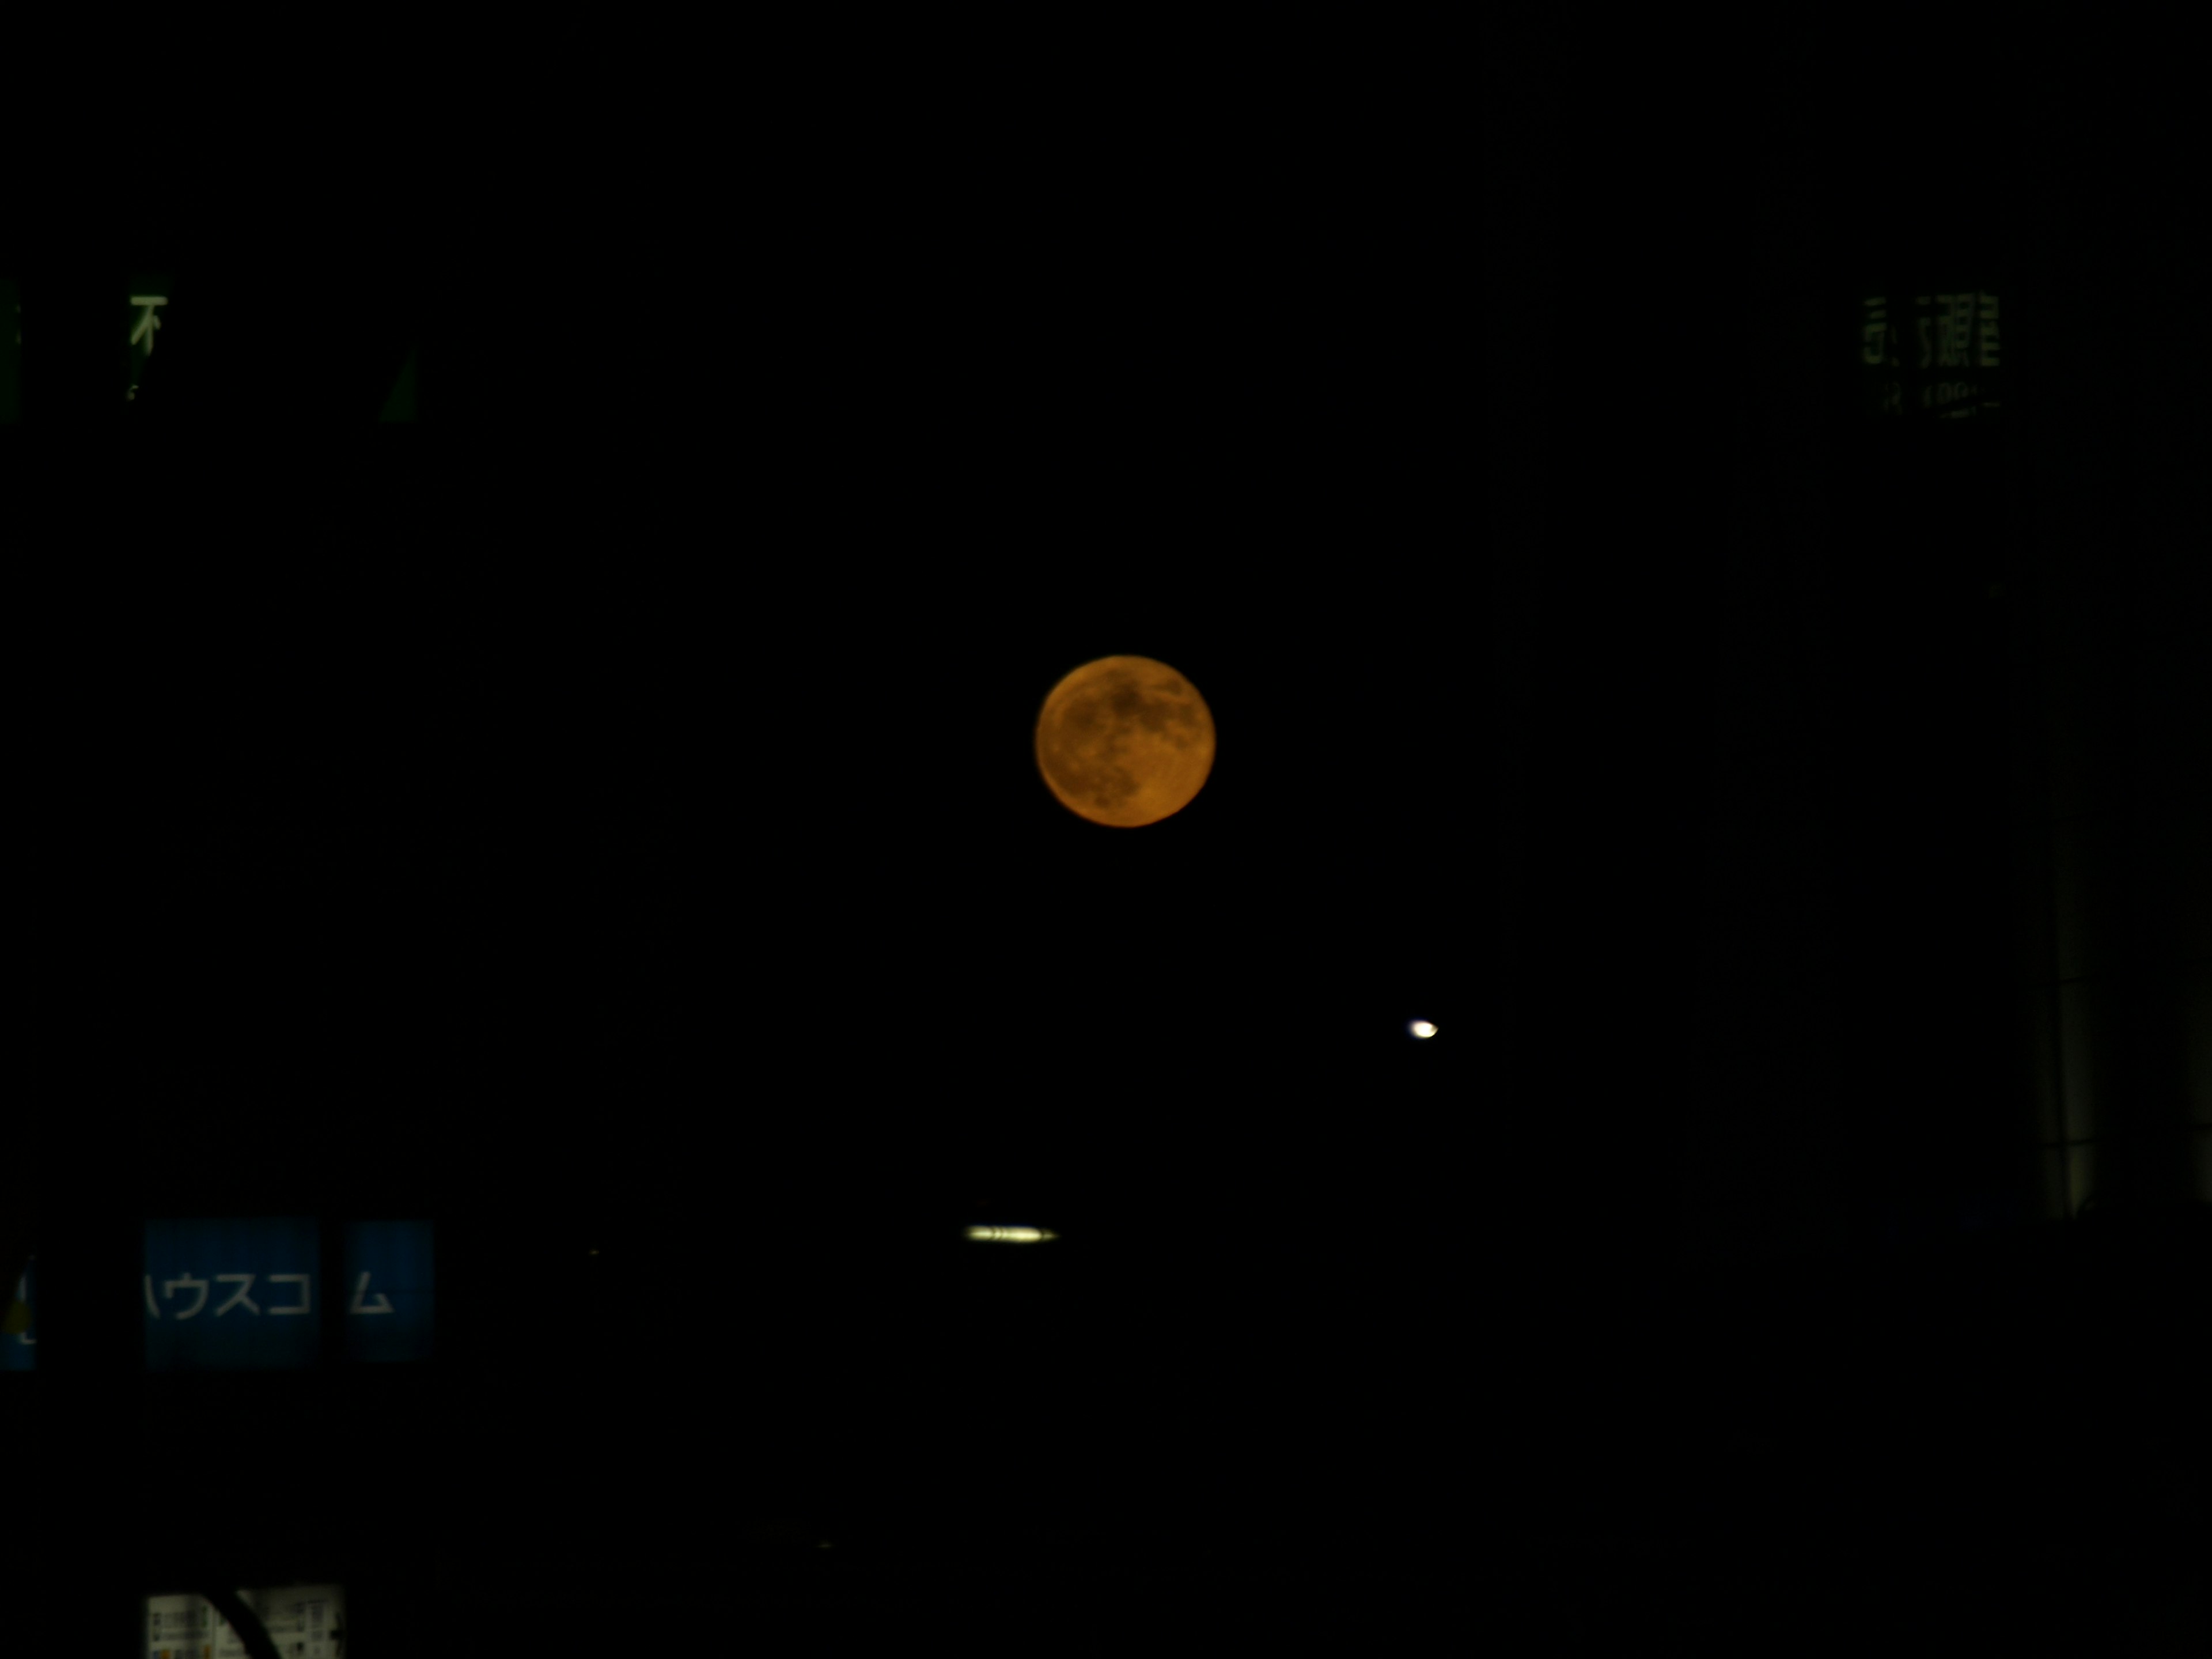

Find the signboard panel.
[
  {"left": 0, "top": 1218, "right": 434, "bottom": 1373},
  {"left": 1856, "top": 283, "right": 2005, "bottom": 423},
  {"left": 145, "top": 1215, "right": 321, "bottom": 1372},
  {"left": 342, "top": 1217, "right": 437, "bottom": 1365},
  {"left": 0, "top": 274, "right": 415, "bottom": 421},
  {"left": 0, "top": 274, "right": 172, "bottom": 417},
  {"left": 146, "top": 1582, "right": 345, "bottom": 1659}
]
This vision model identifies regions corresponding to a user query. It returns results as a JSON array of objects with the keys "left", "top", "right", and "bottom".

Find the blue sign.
[
  {"left": 340, "top": 1217, "right": 436, "bottom": 1365},
  {"left": 145, "top": 1215, "right": 323, "bottom": 1372},
  {"left": 0, "top": 1218, "right": 434, "bottom": 1373}
]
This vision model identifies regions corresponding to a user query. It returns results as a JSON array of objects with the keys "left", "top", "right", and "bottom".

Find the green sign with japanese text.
[
  {"left": 1857, "top": 285, "right": 2004, "bottom": 424},
  {"left": 0, "top": 275, "right": 415, "bottom": 422}
]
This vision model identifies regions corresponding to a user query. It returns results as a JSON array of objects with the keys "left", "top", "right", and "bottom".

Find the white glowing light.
[
  {"left": 1409, "top": 1020, "right": 1437, "bottom": 1039},
  {"left": 963, "top": 1225, "right": 1059, "bottom": 1244}
]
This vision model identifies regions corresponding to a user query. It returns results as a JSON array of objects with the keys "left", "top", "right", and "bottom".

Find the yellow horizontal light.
[{"left": 963, "top": 1226, "right": 1058, "bottom": 1244}]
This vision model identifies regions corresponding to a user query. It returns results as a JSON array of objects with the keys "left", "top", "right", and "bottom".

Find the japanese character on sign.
[
  {"left": 1861, "top": 296, "right": 1896, "bottom": 367},
  {"left": 129, "top": 295, "right": 168, "bottom": 357},
  {"left": 145, "top": 1271, "right": 311, "bottom": 1319},
  {"left": 1863, "top": 291, "right": 2002, "bottom": 373},
  {"left": 1859, "top": 289, "right": 2002, "bottom": 419},
  {"left": 1918, "top": 291, "right": 1999, "bottom": 370}
]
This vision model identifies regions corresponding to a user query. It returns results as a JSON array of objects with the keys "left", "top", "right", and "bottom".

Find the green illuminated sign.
[
  {"left": 0, "top": 275, "right": 415, "bottom": 421},
  {"left": 1858, "top": 287, "right": 2004, "bottom": 422}
]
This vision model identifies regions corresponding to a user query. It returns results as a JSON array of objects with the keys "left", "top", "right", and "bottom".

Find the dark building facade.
[{"left": 1484, "top": 8, "right": 2207, "bottom": 1648}]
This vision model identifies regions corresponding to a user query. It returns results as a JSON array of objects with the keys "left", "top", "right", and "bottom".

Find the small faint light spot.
[
  {"left": 588, "top": 1247, "right": 600, "bottom": 1256},
  {"left": 1408, "top": 1020, "right": 1437, "bottom": 1040}
]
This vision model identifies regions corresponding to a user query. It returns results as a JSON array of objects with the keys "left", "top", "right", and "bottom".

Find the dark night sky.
[
  {"left": 26, "top": 43, "right": 1463, "bottom": 1580},
  {"left": 69, "top": 35, "right": 1462, "bottom": 1228},
  {"left": 13, "top": 13, "right": 2205, "bottom": 1641}
]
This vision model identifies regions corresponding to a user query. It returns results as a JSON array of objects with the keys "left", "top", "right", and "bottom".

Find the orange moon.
[{"left": 1034, "top": 656, "right": 1216, "bottom": 828}]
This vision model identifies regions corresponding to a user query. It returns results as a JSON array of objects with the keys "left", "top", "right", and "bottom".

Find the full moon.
[{"left": 1034, "top": 655, "right": 1216, "bottom": 828}]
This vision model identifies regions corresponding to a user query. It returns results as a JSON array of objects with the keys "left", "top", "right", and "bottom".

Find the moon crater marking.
[{"left": 1035, "top": 655, "right": 1216, "bottom": 828}]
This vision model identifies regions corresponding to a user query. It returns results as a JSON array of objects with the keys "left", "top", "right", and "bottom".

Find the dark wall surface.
[{"left": 1483, "top": 9, "right": 2209, "bottom": 1650}]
